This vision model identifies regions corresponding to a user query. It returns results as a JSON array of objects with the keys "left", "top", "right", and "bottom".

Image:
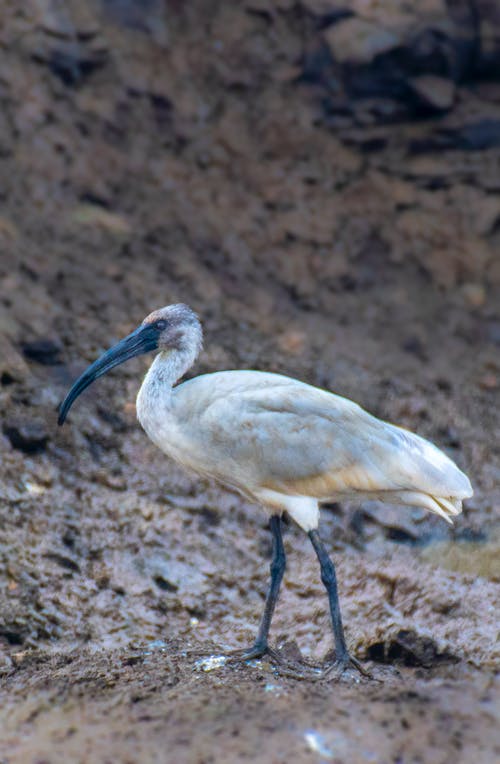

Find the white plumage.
[
  {"left": 137, "top": 366, "right": 471, "bottom": 530},
  {"left": 59, "top": 304, "right": 473, "bottom": 677}
]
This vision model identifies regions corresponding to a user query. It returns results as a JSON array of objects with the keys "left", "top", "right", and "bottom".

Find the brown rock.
[
  {"left": 478, "top": 373, "right": 498, "bottom": 390},
  {"left": 300, "top": 0, "right": 346, "bottom": 13},
  {"left": 70, "top": 205, "right": 131, "bottom": 236},
  {"left": 473, "top": 194, "right": 500, "bottom": 236},
  {"left": 0, "top": 217, "right": 18, "bottom": 240},
  {"left": 3, "top": 418, "right": 49, "bottom": 454},
  {"left": 476, "top": 0, "right": 500, "bottom": 73},
  {"left": 324, "top": 17, "right": 401, "bottom": 64},
  {"left": 409, "top": 76, "right": 456, "bottom": 111},
  {"left": 276, "top": 330, "right": 307, "bottom": 355},
  {"left": 22, "top": 338, "right": 62, "bottom": 365},
  {"left": 0, "top": 336, "right": 30, "bottom": 384},
  {"left": 461, "top": 282, "right": 487, "bottom": 309}
]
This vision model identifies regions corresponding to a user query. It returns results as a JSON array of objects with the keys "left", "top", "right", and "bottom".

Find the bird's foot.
[
  {"left": 228, "top": 641, "right": 278, "bottom": 663},
  {"left": 320, "top": 651, "right": 374, "bottom": 682},
  {"left": 228, "top": 643, "right": 373, "bottom": 682},
  {"left": 190, "top": 635, "right": 308, "bottom": 676},
  {"left": 228, "top": 641, "right": 312, "bottom": 679}
]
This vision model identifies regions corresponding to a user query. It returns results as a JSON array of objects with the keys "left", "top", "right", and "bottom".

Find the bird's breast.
[{"left": 136, "top": 383, "right": 211, "bottom": 478}]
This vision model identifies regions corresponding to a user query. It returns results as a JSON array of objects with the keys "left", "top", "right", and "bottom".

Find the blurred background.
[{"left": 0, "top": 1, "right": 499, "bottom": 760}]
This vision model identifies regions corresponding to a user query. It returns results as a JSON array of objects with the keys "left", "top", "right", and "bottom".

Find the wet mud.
[{"left": 0, "top": 1, "right": 499, "bottom": 762}]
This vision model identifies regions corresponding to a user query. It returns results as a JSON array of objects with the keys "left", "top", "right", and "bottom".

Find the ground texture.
[{"left": 0, "top": 2, "right": 499, "bottom": 762}]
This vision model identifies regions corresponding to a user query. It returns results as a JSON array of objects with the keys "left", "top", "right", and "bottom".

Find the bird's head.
[
  {"left": 58, "top": 303, "right": 202, "bottom": 425},
  {"left": 141, "top": 303, "right": 202, "bottom": 354}
]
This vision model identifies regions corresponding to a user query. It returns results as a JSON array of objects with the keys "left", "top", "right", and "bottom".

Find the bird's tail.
[{"left": 398, "top": 491, "right": 464, "bottom": 524}]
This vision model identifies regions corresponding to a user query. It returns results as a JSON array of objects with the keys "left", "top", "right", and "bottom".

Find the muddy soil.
[{"left": 0, "top": 2, "right": 499, "bottom": 762}]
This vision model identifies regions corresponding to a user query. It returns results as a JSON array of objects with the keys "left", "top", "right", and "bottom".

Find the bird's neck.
[
  {"left": 155, "top": 348, "right": 197, "bottom": 390},
  {"left": 146, "top": 346, "right": 196, "bottom": 396},
  {"left": 136, "top": 345, "right": 198, "bottom": 431}
]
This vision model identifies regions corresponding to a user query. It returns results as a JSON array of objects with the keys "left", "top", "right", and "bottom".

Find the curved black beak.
[{"left": 58, "top": 323, "right": 159, "bottom": 425}]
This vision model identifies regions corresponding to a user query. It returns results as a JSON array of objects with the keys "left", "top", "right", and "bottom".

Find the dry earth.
[{"left": 0, "top": 2, "right": 499, "bottom": 762}]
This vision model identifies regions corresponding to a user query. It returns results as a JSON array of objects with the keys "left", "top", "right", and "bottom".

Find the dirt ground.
[{"left": 0, "top": 1, "right": 499, "bottom": 762}]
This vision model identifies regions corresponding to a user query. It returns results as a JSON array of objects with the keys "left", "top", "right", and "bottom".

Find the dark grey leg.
[
  {"left": 309, "top": 529, "right": 369, "bottom": 676},
  {"left": 242, "top": 515, "right": 285, "bottom": 660}
]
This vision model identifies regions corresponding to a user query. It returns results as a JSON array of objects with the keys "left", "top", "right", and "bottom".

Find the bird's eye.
[{"left": 155, "top": 319, "right": 167, "bottom": 331}]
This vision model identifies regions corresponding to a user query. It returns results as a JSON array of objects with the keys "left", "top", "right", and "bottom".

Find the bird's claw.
[
  {"left": 320, "top": 652, "right": 374, "bottom": 681},
  {"left": 228, "top": 642, "right": 279, "bottom": 663},
  {"left": 229, "top": 644, "right": 373, "bottom": 682},
  {"left": 227, "top": 643, "right": 309, "bottom": 679}
]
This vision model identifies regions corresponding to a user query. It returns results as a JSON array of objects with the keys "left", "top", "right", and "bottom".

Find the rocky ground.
[{"left": 0, "top": 2, "right": 499, "bottom": 762}]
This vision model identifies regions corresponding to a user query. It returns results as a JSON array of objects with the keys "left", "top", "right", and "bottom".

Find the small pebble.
[
  {"left": 478, "top": 374, "right": 498, "bottom": 390},
  {"left": 194, "top": 655, "right": 227, "bottom": 672},
  {"left": 304, "top": 730, "right": 334, "bottom": 759},
  {"left": 462, "top": 282, "right": 486, "bottom": 308}
]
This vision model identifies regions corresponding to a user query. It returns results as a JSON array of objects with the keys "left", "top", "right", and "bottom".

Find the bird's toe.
[
  {"left": 322, "top": 652, "right": 374, "bottom": 681},
  {"left": 227, "top": 642, "right": 273, "bottom": 663}
]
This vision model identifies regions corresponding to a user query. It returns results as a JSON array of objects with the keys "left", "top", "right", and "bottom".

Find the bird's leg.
[
  {"left": 308, "top": 529, "right": 369, "bottom": 678},
  {"left": 240, "top": 514, "right": 286, "bottom": 661}
]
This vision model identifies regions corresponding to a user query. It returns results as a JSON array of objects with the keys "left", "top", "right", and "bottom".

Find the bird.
[{"left": 58, "top": 303, "right": 473, "bottom": 677}]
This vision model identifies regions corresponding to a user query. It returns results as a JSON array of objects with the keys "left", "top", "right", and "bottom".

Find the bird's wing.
[{"left": 198, "top": 379, "right": 471, "bottom": 501}]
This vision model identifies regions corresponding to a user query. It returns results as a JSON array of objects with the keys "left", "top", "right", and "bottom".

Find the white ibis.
[{"left": 58, "top": 304, "right": 473, "bottom": 676}]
